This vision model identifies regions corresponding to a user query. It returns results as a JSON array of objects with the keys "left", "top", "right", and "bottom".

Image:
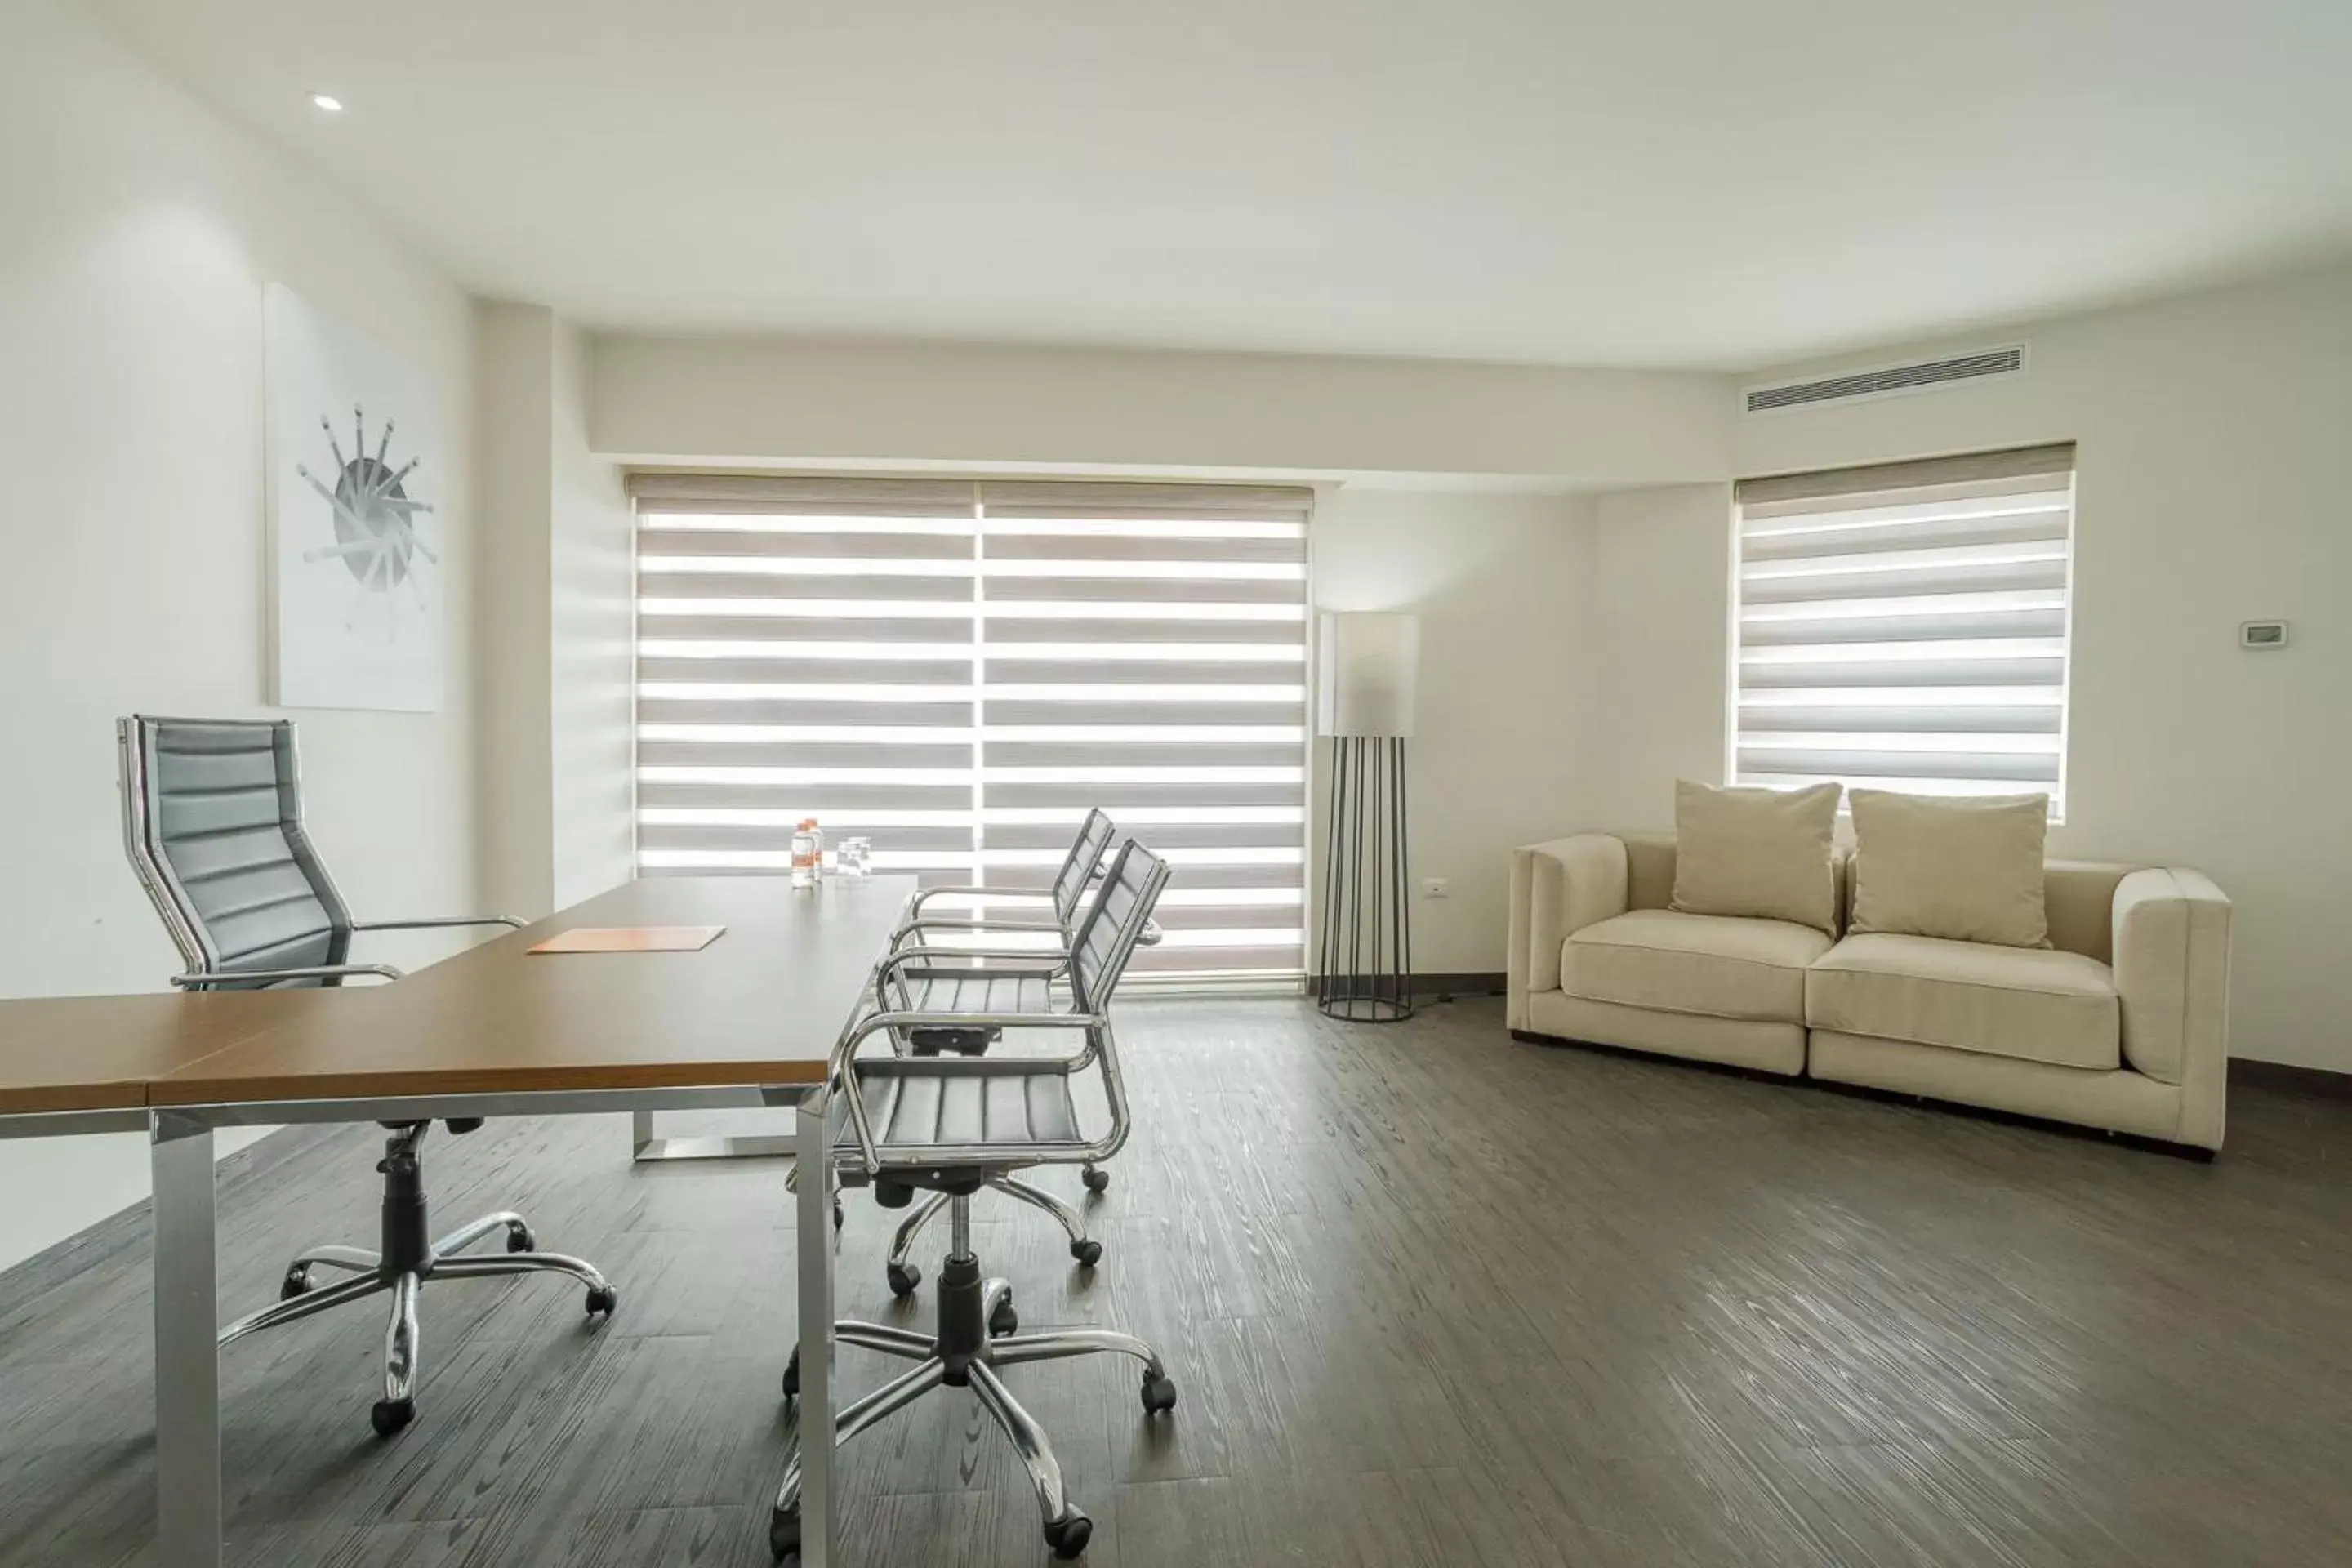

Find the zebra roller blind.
[
  {"left": 630, "top": 474, "right": 1313, "bottom": 982},
  {"left": 1731, "top": 443, "right": 2076, "bottom": 813}
]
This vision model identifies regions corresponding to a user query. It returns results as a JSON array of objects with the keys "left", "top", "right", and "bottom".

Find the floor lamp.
[{"left": 1315, "top": 612, "right": 1418, "bottom": 1022}]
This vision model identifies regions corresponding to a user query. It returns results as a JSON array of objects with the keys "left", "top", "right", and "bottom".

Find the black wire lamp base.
[{"left": 1315, "top": 734, "right": 1413, "bottom": 1022}]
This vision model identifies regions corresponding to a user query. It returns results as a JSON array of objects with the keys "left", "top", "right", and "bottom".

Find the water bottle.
[{"left": 791, "top": 818, "right": 820, "bottom": 889}]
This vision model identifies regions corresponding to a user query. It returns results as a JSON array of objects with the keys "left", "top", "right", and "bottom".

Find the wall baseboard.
[
  {"left": 2230, "top": 1057, "right": 2352, "bottom": 1101},
  {"left": 1311, "top": 971, "right": 1506, "bottom": 1000}
]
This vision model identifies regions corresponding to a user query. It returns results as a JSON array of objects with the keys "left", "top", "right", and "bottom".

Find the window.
[
  {"left": 1731, "top": 443, "right": 2076, "bottom": 814},
  {"left": 627, "top": 474, "right": 1313, "bottom": 984}
]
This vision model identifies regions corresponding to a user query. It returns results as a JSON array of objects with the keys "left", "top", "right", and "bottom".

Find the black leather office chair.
[
  {"left": 773, "top": 840, "right": 1178, "bottom": 1564},
  {"left": 118, "top": 715, "right": 615, "bottom": 1437}
]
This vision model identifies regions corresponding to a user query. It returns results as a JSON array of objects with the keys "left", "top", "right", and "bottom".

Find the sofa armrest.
[
  {"left": 1506, "top": 835, "right": 1630, "bottom": 1029},
  {"left": 2112, "top": 866, "right": 2232, "bottom": 1147}
]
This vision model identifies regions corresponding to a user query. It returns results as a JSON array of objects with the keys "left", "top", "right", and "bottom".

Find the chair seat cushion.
[
  {"left": 1806, "top": 933, "right": 2118, "bottom": 1070},
  {"left": 1563, "top": 909, "right": 1833, "bottom": 1024},
  {"left": 833, "top": 1063, "right": 1080, "bottom": 1157},
  {"left": 898, "top": 969, "right": 1057, "bottom": 1013}
]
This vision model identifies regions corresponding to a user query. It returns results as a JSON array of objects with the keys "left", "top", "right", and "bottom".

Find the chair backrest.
[
  {"left": 1067, "top": 839, "right": 1170, "bottom": 1013},
  {"left": 1048, "top": 808, "right": 1117, "bottom": 928},
  {"left": 118, "top": 716, "right": 353, "bottom": 988}
]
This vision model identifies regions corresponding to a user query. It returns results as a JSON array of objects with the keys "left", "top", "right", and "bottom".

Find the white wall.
[
  {"left": 473, "top": 306, "right": 638, "bottom": 917},
  {"left": 472, "top": 301, "right": 557, "bottom": 918},
  {"left": 592, "top": 333, "right": 1728, "bottom": 484},
  {"left": 1309, "top": 488, "right": 1595, "bottom": 975},
  {"left": 1584, "top": 262, "right": 2352, "bottom": 1071},
  {"left": 1579, "top": 485, "right": 1735, "bottom": 831},
  {"left": 0, "top": 0, "right": 480, "bottom": 1269},
  {"left": 563, "top": 205, "right": 2351, "bottom": 1077},
  {"left": 581, "top": 333, "right": 1692, "bottom": 982},
  {"left": 548, "top": 322, "right": 638, "bottom": 908}
]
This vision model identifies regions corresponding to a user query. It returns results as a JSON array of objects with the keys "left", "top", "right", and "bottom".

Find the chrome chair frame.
[
  {"left": 772, "top": 840, "right": 1175, "bottom": 1565},
  {"left": 118, "top": 715, "right": 614, "bottom": 1437},
  {"left": 855, "top": 810, "right": 1131, "bottom": 1293},
  {"left": 886, "top": 807, "right": 1116, "bottom": 956}
]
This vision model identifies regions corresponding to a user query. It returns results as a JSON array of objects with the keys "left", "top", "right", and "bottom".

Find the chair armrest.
[
  {"left": 893, "top": 915, "right": 1065, "bottom": 951},
  {"left": 353, "top": 915, "right": 527, "bottom": 933},
  {"left": 909, "top": 884, "right": 1053, "bottom": 916},
  {"left": 826, "top": 1007, "right": 1104, "bottom": 1174},
  {"left": 878, "top": 946, "right": 1065, "bottom": 980},
  {"left": 172, "top": 962, "right": 403, "bottom": 989},
  {"left": 1506, "top": 834, "right": 1630, "bottom": 1029},
  {"left": 2112, "top": 867, "right": 2232, "bottom": 1147}
]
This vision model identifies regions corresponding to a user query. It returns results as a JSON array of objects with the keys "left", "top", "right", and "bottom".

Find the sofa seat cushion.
[
  {"left": 1806, "top": 933, "right": 2118, "bottom": 1071},
  {"left": 1563, "top": 909, "right": 1833, "bottom": 1024}
]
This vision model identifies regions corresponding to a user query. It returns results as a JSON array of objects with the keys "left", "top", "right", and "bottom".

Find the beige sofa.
[{"left": 1506, "top": 831, "right": 2232, "bottom": 1151}]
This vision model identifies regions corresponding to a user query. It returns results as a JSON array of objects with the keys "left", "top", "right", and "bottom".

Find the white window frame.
[
  {"left": 626, "top": 474, "right": 1314, "bottom": 988},
  {"left": 1727, "top": 444, "right": 2078, "bottom": 820}
]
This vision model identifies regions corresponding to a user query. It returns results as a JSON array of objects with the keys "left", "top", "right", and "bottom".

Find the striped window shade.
[
  {"left": 1731, "top": 443, "right": 2077, "bottom": 813},
  {"left": 628, "top": 474, "right": 1314, "bottom": 985}
]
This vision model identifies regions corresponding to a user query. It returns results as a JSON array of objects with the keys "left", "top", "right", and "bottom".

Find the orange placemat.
[{"left": 528, "top": 925, "right": 727, "bottom": 955}]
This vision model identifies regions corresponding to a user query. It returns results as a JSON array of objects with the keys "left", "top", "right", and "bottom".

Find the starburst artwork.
[
  {"left": 266, "top": 284, "right": 445, "bottom": 710},
  {"left": 296, "top": 408, "right": 435, "bottom": 628}
]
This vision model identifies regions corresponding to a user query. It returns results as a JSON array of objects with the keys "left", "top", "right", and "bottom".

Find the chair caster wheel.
[
  {"left": 1044, "top": 1510, "right": 1093, "bottom": 1558},
  {"left": 886, "top": 1262, "right": 921, "bottom": 1297},
  {"left": 279, "top": 1267, "right": 312, "bottom": 1301},
  {"left": 370, "top": 1397, "right": 414, "bottom": 1438},
  {"left": 1141, "top": 1373, "right": 1178, "bottom": 1414},
  {"left": 782, "top": 1349, "right": 799, "bottom": 1400},
  {"left": 768, "top": 1503, "right": 800, "bottom": 1562},
  {"left": 585, "top": 1285, "right": 618, "bottom": 1318},
  {"left": 1071, "top": 1238, "right": 1102, "bottom": 1267},
  {"left": 989, "top": 1298, "right": 1020, "bottom": 1338},
  {"left": 1083, "top": 1166, "right": 1111, "bottom": 1194},
  {"left": 506, "top": 1224, "right": 537, "bottom": 1253}
]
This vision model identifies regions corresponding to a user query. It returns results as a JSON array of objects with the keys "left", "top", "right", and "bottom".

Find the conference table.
[{"left": 0, "top": 872, "right": 916, "bottom": 1568}]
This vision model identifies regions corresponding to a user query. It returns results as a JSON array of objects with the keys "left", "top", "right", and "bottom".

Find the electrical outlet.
[{"left": 1421, "top": 877, "right": 1450, "bottom": 899}]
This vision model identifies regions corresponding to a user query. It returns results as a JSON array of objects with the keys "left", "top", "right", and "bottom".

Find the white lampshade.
[{"left": 1316, "top": 612, "right": 1419, "bottom": 738}]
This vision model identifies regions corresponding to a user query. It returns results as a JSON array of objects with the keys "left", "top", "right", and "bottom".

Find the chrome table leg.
[
  {"left": 795, "top": 1086, "right": 837, "bottom": 1568},
  {"left": 151, "top": 1111, "right": 221, "bottom": 1568}
]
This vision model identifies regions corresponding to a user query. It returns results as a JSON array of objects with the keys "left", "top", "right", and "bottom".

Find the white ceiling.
[{"left": 84, "top": 0, "right": 2352, "bottom": 370}]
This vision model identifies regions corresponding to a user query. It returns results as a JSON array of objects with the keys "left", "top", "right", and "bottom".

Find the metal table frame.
[
  {"left": 630, "top": 1105, "right": 800, "bottom": 1163},
  {"left": 0, "top": 1080, "right": 838, "bottom": 1568}
]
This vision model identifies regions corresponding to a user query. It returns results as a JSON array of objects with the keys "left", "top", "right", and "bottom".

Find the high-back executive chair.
[
  {"left": 118, "top": 716, "right": 616, "bottom": 1437},
  {"left": 866, "top": 808, "right": 1121, "bottom": 1297},
  {"left": 771, "top": 840, "right": 1178, "bottom": 1565}
]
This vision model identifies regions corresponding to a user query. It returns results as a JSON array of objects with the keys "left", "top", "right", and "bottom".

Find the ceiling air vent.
[{"left": 1744, "top": 344, "right": 2026, "bottom": 414}]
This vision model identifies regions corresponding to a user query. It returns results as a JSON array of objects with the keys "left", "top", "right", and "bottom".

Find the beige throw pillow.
[
  {"left": 1848, "top": 789, "right": 2052, "bottom": 948},
  {"left": 1668, "top": 780, "right": 1842, "bottom": 934}
]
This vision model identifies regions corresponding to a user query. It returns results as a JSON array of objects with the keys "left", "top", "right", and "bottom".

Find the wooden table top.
[
  {"left": 0, "top": 990, "right": 341, "bottom": 1116},
  {"left": 149, "top": 875, "right": 913, "bottom": 1107}
]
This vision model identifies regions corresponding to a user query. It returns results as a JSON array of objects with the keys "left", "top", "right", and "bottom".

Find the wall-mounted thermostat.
[{"left": 2239, "top": 620, "right": 2290, "bottom": 650}]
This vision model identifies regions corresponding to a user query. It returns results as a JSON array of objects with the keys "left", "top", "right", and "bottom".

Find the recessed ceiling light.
[{"left": 310, "top": 93, "right": 343, "bottom": 113}]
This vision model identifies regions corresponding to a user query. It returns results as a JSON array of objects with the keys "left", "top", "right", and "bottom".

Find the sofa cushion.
[
  {"left": 1668, "top": 779, "right": 1842, "bottom": 934},
  {"left": 1848, "top": 789, "right": 2053, "bottom": 948},
  {"left": 1806, "top": 933, "right": 2118, "bottom": 1071},
  {"left": 1564, "top": 908, "right": 1833, "bottom": 1024}
]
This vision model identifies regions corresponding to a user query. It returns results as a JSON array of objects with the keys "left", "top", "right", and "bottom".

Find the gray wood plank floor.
[{"left": 4, "top": 996, "right": 2351, "bottom": 1566}]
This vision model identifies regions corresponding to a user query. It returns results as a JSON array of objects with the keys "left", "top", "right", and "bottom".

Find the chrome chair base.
[
  {"left": 772, "top": 1205, "right": 1174, "bottom": 1564},
  {"left": 217, "top": 1128, "right": 616, "bottom": 1436},
  {"left": 884, "top": 1172, "right": 1103, "bottom": 1296}
]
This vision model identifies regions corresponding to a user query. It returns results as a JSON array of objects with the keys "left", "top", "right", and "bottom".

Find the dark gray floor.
[{"left": 4, "top": 996, "right": 2352, "bottom": 1566}]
